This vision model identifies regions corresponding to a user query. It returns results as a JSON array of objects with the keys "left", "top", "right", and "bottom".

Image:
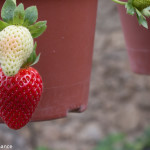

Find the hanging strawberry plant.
[
  {"left": 0, "top": 0, "right": 98, "bottom": 129},
  {"left": 112, "top": 0, "right": 150, "bottom": 28},
  {"left": 112, "top": 0, "right": 150, "bottom": 75},
  {"left": 0, "top": 0, "right": 47, "bottom": 129}
]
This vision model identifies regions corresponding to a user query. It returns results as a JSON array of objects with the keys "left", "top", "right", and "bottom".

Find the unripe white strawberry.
[{"left": 0, "top": 25, "right": 33, "bottom": 76}]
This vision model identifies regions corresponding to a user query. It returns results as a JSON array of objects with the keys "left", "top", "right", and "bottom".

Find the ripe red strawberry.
[{"left": 0, "top": 67, "right": 43, "bottom": 130}]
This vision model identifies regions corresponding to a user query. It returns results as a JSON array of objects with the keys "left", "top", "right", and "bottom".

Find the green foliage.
[
  {"left": 0, "top": 0, "right": 47, "bottom": 68},
  {"left": 135, "top": 8, "right": 148, "bottom": 28},
  {"left": 13, "top": 3, "right": 25, "bottom": 25},
  {"left": 112, "top": 0, "right": 150, "bottom": 29},
  {"left": 93, "top": 127, "right": 150, "bottom": 150},
  {"left": 0, "top": 0, "right": 47, "bottom": 38},
  {"left": 0, "top": 20, "right": 9, "bottom": 31},
  {"left": 21, "top": 42, "right": 40, "bottom": 68},
  {"left": 23, "top": 6, "right": 38, "bottom": 26},
  {"left": 124, "top": 0, "right": 148, "bottom": 29},
  {"left": 125, "top": 2, "right": 135, "bottom": 15},
  {"left": 142, "top": 6, "right": 150, "bottom": 17},
  {"left": 28, "top": 21, "right": 47, "bottom": 38},
  {"left": 1, "top": 0, "right": 16, "bottom": 23}
]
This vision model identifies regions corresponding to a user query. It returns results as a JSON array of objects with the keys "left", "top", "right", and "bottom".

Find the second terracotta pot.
[{"left": 117, "top": 2, "right": 150, "bottom": 75}]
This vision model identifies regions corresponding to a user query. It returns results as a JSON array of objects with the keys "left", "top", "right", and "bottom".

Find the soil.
[{"left": 0, "top": 1, "right": 150, "bottom": 150}]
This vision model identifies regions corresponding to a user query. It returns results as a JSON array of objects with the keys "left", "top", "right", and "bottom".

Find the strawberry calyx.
[
  {"left": 112, "top": 0, "right": 150, "bottom": 29},
  {"left": 0, "top": 0, "right": 47, "bottom": 73},
  {"left": 21, "top": 42, "right": 40, "bottom": 68},
  {"left": 0, "top": 0, "right": 47, "bottom": 38}
]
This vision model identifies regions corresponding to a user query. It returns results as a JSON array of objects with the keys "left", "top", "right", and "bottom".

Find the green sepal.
[
  {"left": 135, "top": 8, "right": 148, "bottom": 29},
  {"left": 13, "top": 3, "right": 25, "bottom": 25},
  {"left": 1, "top": 0, "right": 16, "bottom": 23},
  {"left": 21, "top": 42, "right": 40, "bottom": 68},
  {"left": 125, "top": 2, "right": 135, "bottom": 15},
  {"left": 112, "top": 0, "right": 150, "bottom": 29},
  {"left": 28, "top": 21, "right": 47, "bottom": 38},
  {"left": 30, "top": 53, "right": 40, "bottom": 66},
  {"left": 23, "top": 6, "right": 38, "bottom": 26},
  {"left": 142, "top": 6, "right": 150, "bottom": 17},
  {"left": 12, "top": 0, "right": 16, "bottom": 5},
  {"left": 0, "top": 20, "right": 9, "bottom": 31}
]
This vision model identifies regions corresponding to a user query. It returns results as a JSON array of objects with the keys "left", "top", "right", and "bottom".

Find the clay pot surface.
[
  {"left": 0, "top": 0, "right": 98, "bottom": 122},
  {"left": 118, "top": 1, "right": 150, "bottom": 75}
]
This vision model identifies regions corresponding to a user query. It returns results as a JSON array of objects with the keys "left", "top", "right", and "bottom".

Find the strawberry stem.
[{"left": 112, "top": 0, "right": 126, "bottom": 5}]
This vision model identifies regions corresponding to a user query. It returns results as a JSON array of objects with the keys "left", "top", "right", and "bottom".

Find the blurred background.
[{"left": 1, "top": 0, "right": 150, "bottom": 150}]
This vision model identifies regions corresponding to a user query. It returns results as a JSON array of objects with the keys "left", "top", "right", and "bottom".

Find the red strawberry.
[{"left": 0, "top": 67, "right": 43, "bottom": 130}]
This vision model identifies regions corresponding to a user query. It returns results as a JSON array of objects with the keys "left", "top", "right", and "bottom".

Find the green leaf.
[
  {"left": 125, "top": 2, "right": 135, "bottom": 15},
  {"left": 23, "top": 6, "right": 38, "bottom": 26},
  {"left": 142, "top": 6, "right": 150, "bottom": 17},
  {"left": 31, "top": 42, "right": 37, "bottom": 61},
  {"left": 1, "top": 0, "right": 16, "bottom": 23},
  {"left": 0, "top": 20, "right": 9, "bottom": 31},
  {"left": 31, "top": 53, "right": 40, "bottom": 66},
  {"left": 28, "top": 21, "right": 47, "bottom": 38},
  {"left": 21, "top": 42, "right": 40, "bottom": 68},
  {"left": 13, "top": 3, "right": 25, "bottom": 25},
  {"left": 135, "top": 8, "right": 148, "bottom": 29},
  {"left": 12, "top": 0, "right": 16, "bottom": 5}
]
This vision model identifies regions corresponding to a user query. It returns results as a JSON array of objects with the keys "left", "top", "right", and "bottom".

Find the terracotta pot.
[
  {"left": 117, "top": 1, "right": 150, "bottom": 75},
  {"left": 0, "top": 0, "right": 98, "bottom": 122}
]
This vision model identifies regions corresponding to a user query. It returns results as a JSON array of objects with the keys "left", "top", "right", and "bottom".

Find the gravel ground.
[{"left": 1, "top": 0, "right": 150, "bottom": 150}]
